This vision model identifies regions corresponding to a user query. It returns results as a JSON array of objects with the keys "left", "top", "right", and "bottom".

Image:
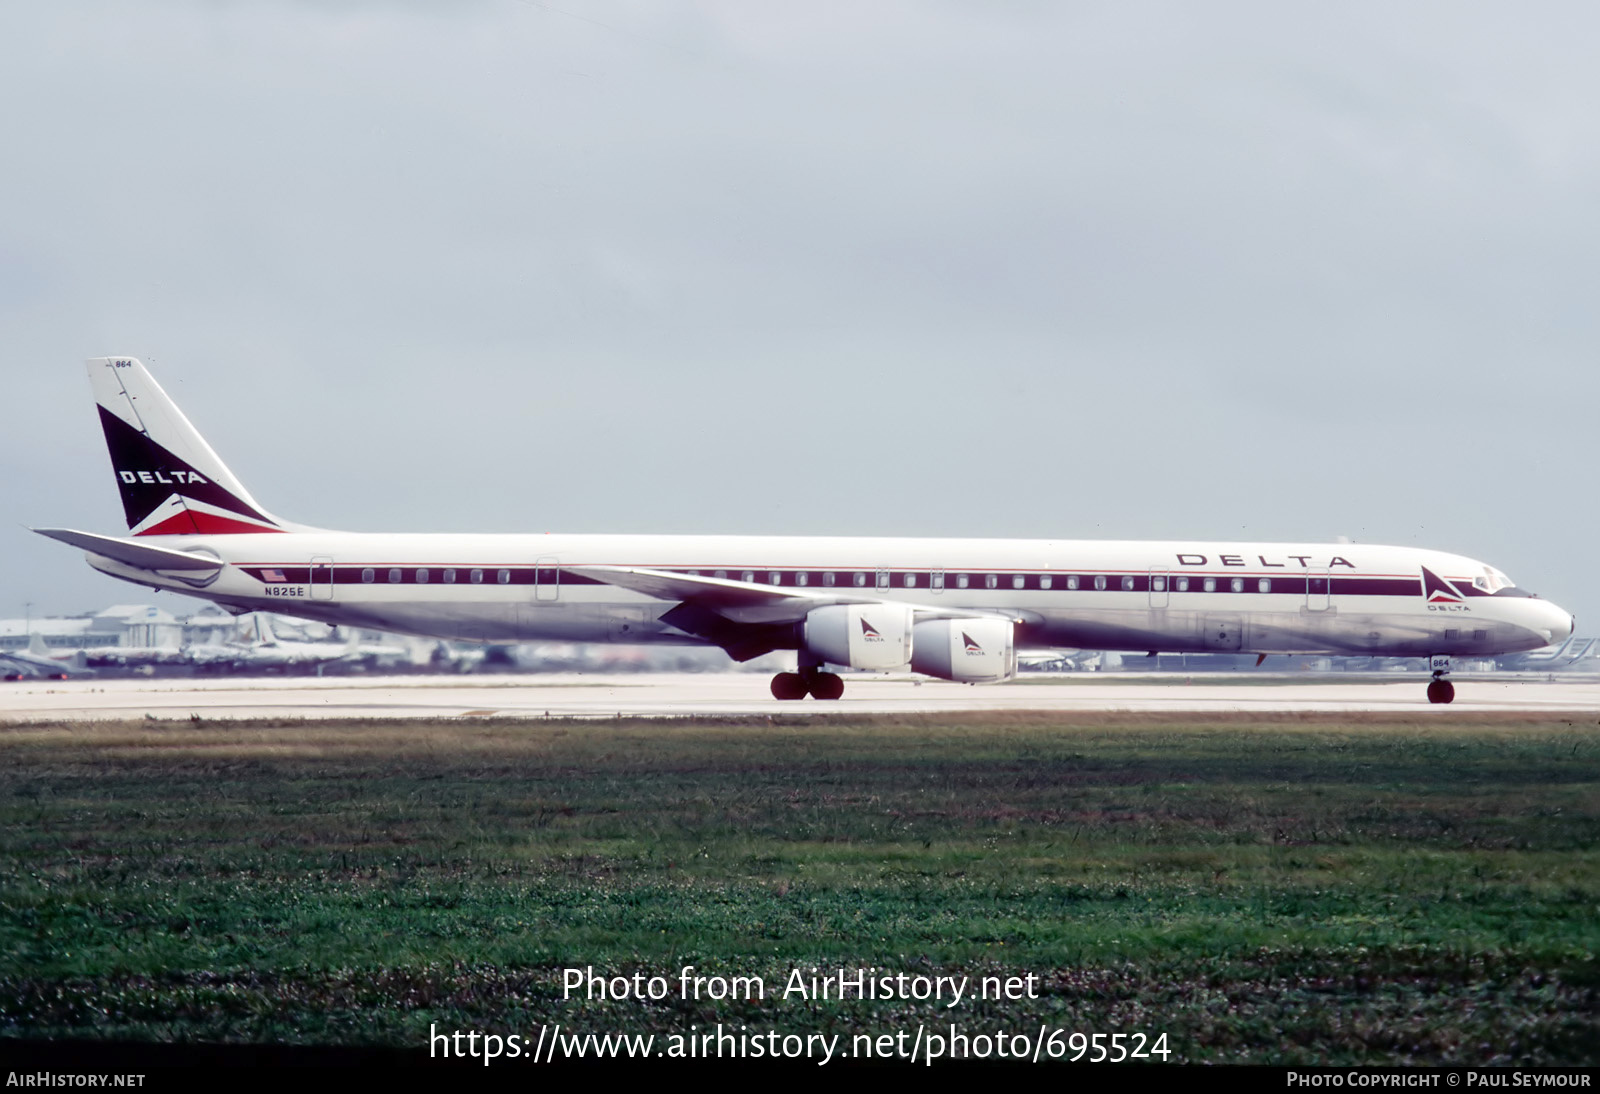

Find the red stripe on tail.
[{"left": 135, "top": 511, "right": 285, "bottom": 536}]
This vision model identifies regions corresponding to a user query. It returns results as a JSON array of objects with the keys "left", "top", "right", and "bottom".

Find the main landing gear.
[
  {"left": 771, "top": 654, "right": 845, "bottom": 701},
  {"left": 770, "top": 669, "right": 845, "bottom": 700},
  {"left": 1426, "top": 655, "right": 1455, "bottom": 705}
]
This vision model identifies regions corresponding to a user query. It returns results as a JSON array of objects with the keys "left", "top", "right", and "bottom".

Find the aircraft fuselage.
[{"left": 87, "top": 531, "right": 1572, "bottom": 661}]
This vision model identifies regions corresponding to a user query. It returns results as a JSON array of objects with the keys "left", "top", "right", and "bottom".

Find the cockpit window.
[{"left": 1473, "top": 566, "right": 1515, "bottom": 594}]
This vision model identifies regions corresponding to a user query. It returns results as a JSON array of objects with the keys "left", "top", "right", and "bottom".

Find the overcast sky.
[{"left": 2, "top": 2, "right": 1596, "bottom": 628}]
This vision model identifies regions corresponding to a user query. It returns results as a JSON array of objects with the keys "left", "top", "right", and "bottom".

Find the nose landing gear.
[{"left": 1426, "top": 655, "right": 1455, "bottom": 704}]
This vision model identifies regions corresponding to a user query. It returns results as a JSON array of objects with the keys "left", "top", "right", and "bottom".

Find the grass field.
[{"left": 1, "top": 712, "right": 1595, "bottom": 1064}]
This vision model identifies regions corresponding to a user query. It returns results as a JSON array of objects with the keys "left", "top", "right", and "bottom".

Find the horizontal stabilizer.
[{"left": 32, "top": 528, "right": 225, "bottom": 572}]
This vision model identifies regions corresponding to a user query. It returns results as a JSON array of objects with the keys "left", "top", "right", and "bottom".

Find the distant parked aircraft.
[{"left": 0, "top": 633, "right": 95, "bottom": 680}]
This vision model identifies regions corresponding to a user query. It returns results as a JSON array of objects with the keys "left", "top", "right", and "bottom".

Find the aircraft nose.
[{"left": 1532, "top": 599, "right": 1575, "bottom": 645}]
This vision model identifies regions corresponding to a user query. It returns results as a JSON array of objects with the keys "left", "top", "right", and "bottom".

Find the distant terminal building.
[{"left": 0, "top": 604, "right": 187, "bottom": 654}]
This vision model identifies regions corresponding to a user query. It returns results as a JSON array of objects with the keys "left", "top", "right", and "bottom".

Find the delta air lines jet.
[{"left": 35, "top": 358, "right": 1574, "bottom": 703}]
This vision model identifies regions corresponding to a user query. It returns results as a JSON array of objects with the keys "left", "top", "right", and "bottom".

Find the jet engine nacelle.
[
  {"left": 911, "top": 618, "right": 1016, "bottom": 683},
  {"left": 803, "top": 605, "right": 913, "bottom": 671}
]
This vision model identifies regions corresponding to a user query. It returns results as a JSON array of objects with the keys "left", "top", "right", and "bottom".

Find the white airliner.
[
  {"left": 35, "top": 358, "right": 1574, "bottom": 704},
  {"left": 0, "top": 633, "right": 94, "bottom": 681}
]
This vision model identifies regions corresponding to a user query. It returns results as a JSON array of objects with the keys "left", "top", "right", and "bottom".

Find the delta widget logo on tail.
[{"left": 99, "top": 405, "right": 282, "bottom": 536}]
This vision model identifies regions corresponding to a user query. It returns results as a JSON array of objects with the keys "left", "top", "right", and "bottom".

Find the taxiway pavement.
[{"left": 2, "top": 672, "right": 1597, "bottom": 721}]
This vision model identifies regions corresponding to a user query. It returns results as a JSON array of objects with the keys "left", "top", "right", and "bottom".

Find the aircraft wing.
[
  {"left": 567, "top": 565, "right": 876, "bottom": 624},
  {"left": 569, "top": 564, "right": 1025, "bottom": 660}
]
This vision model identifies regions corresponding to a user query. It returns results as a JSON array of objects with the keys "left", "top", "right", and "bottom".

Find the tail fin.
[{"left": 88, "top": 357, "right": 290, "bottom": 536}]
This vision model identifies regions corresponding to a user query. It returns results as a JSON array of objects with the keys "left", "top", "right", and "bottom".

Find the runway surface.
[{"left": 2, "top": 672, "right": 1597, "bottom": 721}]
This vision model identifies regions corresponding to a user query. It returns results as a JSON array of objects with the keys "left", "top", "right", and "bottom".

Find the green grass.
[{"left": 1, "top": 712, "right": 1595, "bottom": 1063}]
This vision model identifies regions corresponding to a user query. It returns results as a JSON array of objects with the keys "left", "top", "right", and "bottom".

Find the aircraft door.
[
  {"left": 1306, "top": 569, "right": 1331, "bottom": 612},
  {"left": 309, "top": 556, "right": 334, "bottom": 601},
  {"left": 534, "top": 557, "right": 560, "bottom": 602},
  {"left": 1148, "top": 568, "right": 1169, "bottom": 609}
]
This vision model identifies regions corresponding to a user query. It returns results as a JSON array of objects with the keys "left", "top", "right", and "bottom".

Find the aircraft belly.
[
  {"left": 344, "top": 594, "right": 669, "bottom": 644},
  {"left": 1029, "top": 606, "right": 1456, "bottom": 656}
]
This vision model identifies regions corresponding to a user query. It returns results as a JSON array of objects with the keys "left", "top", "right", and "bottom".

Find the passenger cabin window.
[
  {"left": 497, "top": 568, "right": 510, "bottom": 584},
  {"left": 853, "top": 573, "right": 868, "bottom": 587},
  {"left": 796, "top": 572, "right": 809, "bottom": 586},
  {"left": 985, "top": 574, "right": 998, "bottom": 590},
  {"left": 1094, "top": 576, "right": 1107, "bottom": 591},
  {"left": 956, "top": 574, "right": 970, "bottom": 589},
  {"left": 1231, "top": 577, "right": 1245, "bottom": 593},
  {"left": 1066, "top": 576, "right": 1079, "bottom": 590},
  {"left": 904, "top": 573, "right": 916, "bottom": 588},
  {"left": 823, "top": 572, "right": 836, "bottom": 587},
  {"left": 932, "top": 572, "right": 945, "bottom": 590},
  {"left": 443, "top": 569, "right": 456, "bottom": 584},
  {"left": 1203, "top": 577, "right": 1216, "bottom": 592},
  {"left": 1121, "top": 576, "right": 1135, "bottom": 591},
  {"left": 1040, "top": 575, "right": 1053, "bottom": 590},
  {"left": 470, "top": 568, "right": 483, "bottom": 584},
  {"left": 1257, "top": 578, "right": 1271, "bottom": 593},
  {"left": 1176, "top": 577, "right": 1189, "bottom": 592},
  {"left": 1012, "top": 575, "right": 1024, "bottom": 590},
  {"left": 361, "top": 568, "right": 375, "bottom": 584},
  {"left": 741, "top": 571, "right": 754, "bottom": 583},
  {"left": 1152, "top": 576, "right": 1166, "bottom": 592},
  {"left": 769, "top": 572, "right": 782, "bottom": 585},
  {"left": 388, "top": 568, "right": 401, "bottom": 584},
  {"left": 714, "top": 570, "right": 727, "bottom": 579},
  {"left": 416, "top": 569, "right": 429, "bottom": 584}
]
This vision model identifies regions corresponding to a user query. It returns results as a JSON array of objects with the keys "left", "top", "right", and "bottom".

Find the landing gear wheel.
[
  {"left": 1426, "top": 679, "right": 1455, "bottom": 704},
  {"left": 808, "top": 672, "right": 845, "bottom": 701},
  {"left": 770, "top": 672, "right": 808, "bottom": 700}
]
